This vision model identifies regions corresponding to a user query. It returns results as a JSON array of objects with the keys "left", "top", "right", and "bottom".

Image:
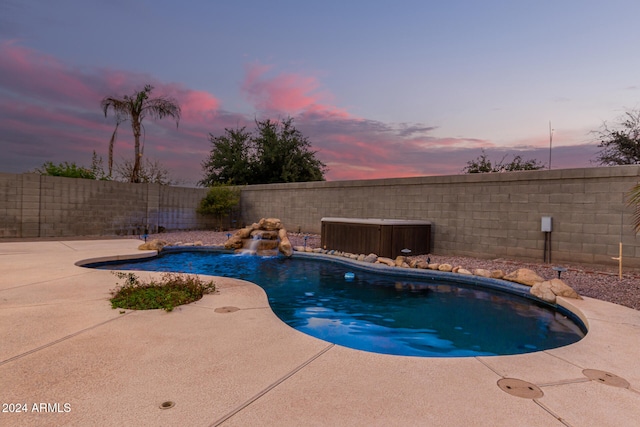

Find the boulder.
[
  {"left": 278, "top": 235, "right": 293, "bottom": 257},
  {"left": 531, "top": 279, "right": 581, "bottom": 304},
  {"left": 376, "top": 257, "right": 396, "bottom": 267},
  {"left": 363, "top": 254, "right": 378, "bottom": 263},
  {"left": 224, "top": 236, "right": 244, "bottom": 250},
  {"left": 194, "top": 240, "right": 203, "bottom": 246},
  {"left": 530, "top": 281, "right": 557, "bottom": 303},
  {"left": 395, "top": 256, "right": 406, "bottom": 267},
  {"left": 473, "top": 268, "right": 492, "bottom": 278},
  {"left": 237, "top": 227, "right": 253, "bottom": 239},
  {"left": 503, "top": 268, "right": 545, "bottom": 286},
  {"left": 293, "top": 246, "right": 305, "bottom": 252},
  {"left": 138, "top": 239, "right": 168, "bottom": 251},
  {"left": 452, "top": 266, "right": 461, "bottom": 273},
  {"left": 438, "top": 264, "right": 453, "bottom": 272},
  {"left": 416, "top": 261, "right": 430, "bottom": 269},
  {"left": 457, "top": 268, "right": 472, "bottom": 275},
  {"left": 490, "top": 270, "right": 505, "bottom": 279},
  {"left": 357, "top": 254, "right": 366, "bottom": 262},
  {"left": 428, "top": 263, "right": 440, "bottom": 270},
  {"left": 259, "top": 217, "right": 282, "bottom": 231}
]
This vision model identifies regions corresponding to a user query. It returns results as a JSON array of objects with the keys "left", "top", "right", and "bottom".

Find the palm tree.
[
  {"left": 629, "top": 183, "right": 640, "bottom": 233},
  {"left": 101, "top": 85, "right": 181, "bottom": 183}
]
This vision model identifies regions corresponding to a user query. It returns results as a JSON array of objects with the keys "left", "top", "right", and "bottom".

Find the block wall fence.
[
  {"left": 0, "top": 173, "right": 215, "bottom": 238},
  {"left": 239, "top": 166, "right": 640, "bottom": 268},
  {"left": 1, "top": 167, "right": 640, "bottom": 268}
]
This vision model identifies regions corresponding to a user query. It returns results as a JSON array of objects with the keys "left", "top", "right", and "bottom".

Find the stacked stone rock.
[
  {"left": 292, "top": 247, "right": 582, "bottom": 304},
  {"left": 224, "top": 218, "right": 293, "bottom": 257}
]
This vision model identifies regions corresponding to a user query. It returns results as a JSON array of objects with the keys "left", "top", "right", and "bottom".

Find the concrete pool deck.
[{"left": 1, "top": 239, "right": 639, "bottom": 426}]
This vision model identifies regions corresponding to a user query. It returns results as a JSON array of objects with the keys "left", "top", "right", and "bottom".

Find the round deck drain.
[
  {"left": 497, "top": 378, "right": 544, "bottom": 399},
  {"left": 159, "top": 401, "right": 175, "bottom": 410},
  {"left": 583, "top": 369, "right": 630, "bottom": 388},
  {"left": 215, "top": 306, "right": 240, "bottom": 313}
]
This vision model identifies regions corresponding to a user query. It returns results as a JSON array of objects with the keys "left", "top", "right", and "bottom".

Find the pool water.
[{"left": 90, "top": 251, "right": 585, "bottom": 357}]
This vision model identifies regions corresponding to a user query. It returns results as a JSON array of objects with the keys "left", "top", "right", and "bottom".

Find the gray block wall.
[
  {"left": 0, "top": 173, "right": 213, "bottom": 238},
  {"left": 2, "top": 167, "right": 639, "bottom": 268},
  {"left": 240, "top": 166, "right": 640, "bottom": 268}
]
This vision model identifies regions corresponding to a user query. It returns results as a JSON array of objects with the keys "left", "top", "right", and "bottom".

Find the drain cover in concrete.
[
  {"left": 215, "top": 306, "right": 240, "bottom": 313},
  {"left": 497, "top": 378, "right": 544, "bottom": 399},
  {"left": 583, "top": 369, "right": 630, "bottom": 388}
]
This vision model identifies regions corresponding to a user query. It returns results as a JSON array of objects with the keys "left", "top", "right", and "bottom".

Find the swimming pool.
[{"left": 87, "top": 250, "right": 586, "bottom": 357}]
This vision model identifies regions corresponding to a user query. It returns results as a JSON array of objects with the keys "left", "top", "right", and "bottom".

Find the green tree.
[
  {"left": 101, "top": 84, "right": 181, "bottom": 183},
  {"left": 200, "top": 127, "right": 254, "bottom": 187},
  {"left": 463, "top": 149, "right": 545, "bottom": 173},
  {"left": 200, "top": 117, "right": 327, "bottom": 185},
  {"left": 197, "top": 183, "right": 241, "bottom": 230},
  {"left": 593, "top": 109, "right": 640, "bottom": 165},
  {"left": 253, "top": 117, "right": 327, "bottom": 184},
  {"left": 34, "top": 151, "right": 108, "bottom": 180}
]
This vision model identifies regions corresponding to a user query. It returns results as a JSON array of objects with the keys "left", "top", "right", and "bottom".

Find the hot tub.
[{"left": 320, "top": 217, "right": 431, "bottom": 258}]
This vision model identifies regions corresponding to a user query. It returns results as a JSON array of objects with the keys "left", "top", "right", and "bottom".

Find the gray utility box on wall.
[{"left": 320, "top": 218, "right": 431, "bottom": 259}]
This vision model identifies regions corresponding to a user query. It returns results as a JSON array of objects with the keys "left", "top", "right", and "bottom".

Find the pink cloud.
[
  {"left": 241, "top": 62, "right": 349, "bottom": 117},
  {"left": 0, "top": 41, "right": 604, "bottom": 185}
]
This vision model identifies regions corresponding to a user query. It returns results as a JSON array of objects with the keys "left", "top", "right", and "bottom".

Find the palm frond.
[{"left": 628, "top": 183, "right": 640, "bottom": 233}]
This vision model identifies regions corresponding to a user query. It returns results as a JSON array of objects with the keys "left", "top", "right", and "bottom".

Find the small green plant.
[{"left": 110, "top": 272, "right": 215, "bottom": 312}]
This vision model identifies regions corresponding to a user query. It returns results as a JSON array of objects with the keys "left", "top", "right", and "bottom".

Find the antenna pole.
[{"left": 548, "top": 121, "right": 554, "bottom": 170}]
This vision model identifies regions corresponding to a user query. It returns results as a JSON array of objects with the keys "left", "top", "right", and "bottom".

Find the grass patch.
[{"left": 110, "top": 272, "right": 216, "bottom": 312}]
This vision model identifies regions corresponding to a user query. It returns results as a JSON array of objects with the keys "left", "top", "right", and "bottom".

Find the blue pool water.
[{"left": 89, "top": 251, "right": 585, "bottom": 357}]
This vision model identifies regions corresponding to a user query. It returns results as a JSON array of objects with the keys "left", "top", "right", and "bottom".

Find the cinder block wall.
[
  {"left": 240, "top": 166, "right": 640, "bottom": 268},
  {"left": 0, "top": 173, "right": 213, "bottom": 237}
]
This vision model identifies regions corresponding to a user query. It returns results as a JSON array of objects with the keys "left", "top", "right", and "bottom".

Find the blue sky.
[{"left": 1, "top": 0, "right": 639, "bottom": 183}]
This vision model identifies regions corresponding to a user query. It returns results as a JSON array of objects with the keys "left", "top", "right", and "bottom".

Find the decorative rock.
[
  {"left": 395, "top": 256, "right": 406, "bottom": 267},
  {"left": 376, "top": 257, "right": 396, "bottom": 267},
  {"left": 237, "top": 227, "right": 253, "bottom": 239},
  {"left": 438, "top": 264, "right": 453, "bottom": 272},
  {"left": 224, "top": 236, "right": 244, "bottom": 250},
  {"left": 313, "top": 248, "right": 324, "bottom": 253},
  {"left": 194, "top": 241, "right": 203, "bottom": 246},
  {"left": 503, "top": 268, "right": 545, "bottom": 286},
  {"left": 530, "top": 281, "right": 558, "bottom": 303},
  {"left": 138, "top": 239, "right": 168, "bottom": 251},
  {"left": 548, "top": 278, "right": 582, "bottom": 299},
  {"left": 293, "top": 246, "right": 305, "bottom": 252},
  {"left": 305, "top": 247, "right": 314, "bottom": 252},
  {"left": 473, "top": 269, "right": 492, "bottom": 278},
  {"left": 363, "top": 253, "right": 378, "bottom": 263},
  {"left": 278, "top": 234, "right": 293, "bottom": 257},
  {"left": 491, "top": 270, "right": 505, "bottom": 279},
  {"left": 428, "top": 263, "right": 440, "bottom": 270},
  {"left": 452, "top": 266, "right": 461, "bottom": 273},
  {"left": 401, "top": 262, "right": 410, "bottom": 268},
  {"left": 357, "top": 254, "right": 366, "bottom": 262},
  {"left": 457, "top": 268, "right": 472, "bottom": 275},
  {"left": 349, "top": 254, "right": 359, "bottom": 260},
  {"left": 259, "top": 218, "right": 282, "bottom": 231},
  {"left": 416, "top": 261, "right": 429, "bottom": 269}
]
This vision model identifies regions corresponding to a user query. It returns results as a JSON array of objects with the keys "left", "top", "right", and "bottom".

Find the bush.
[{"left": 110, "top": 272, "right": 215, "bottom": 312}]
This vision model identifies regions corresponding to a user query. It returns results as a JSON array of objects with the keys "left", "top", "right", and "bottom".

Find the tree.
[
  {"left": 200, "top": 117, "right": 327, "bottom": 185},
  {"left": 593, "top": 109, "right": 640, "bottom": 165},
  {"left": 113, "top": 158, "right": 176, "bottom": 185},
  {"left": 463, "top": 149, "right": 545, "bottom": 173},
  {"left": 200, "top": 127, "right": 254, "bottom": 187},
  {"left": 34, "top": 151, "right": 109, "bottom": 180},
  {"left": 197, "top": 183, "right": 241, "bottom": 230},
  {"left": 101, "top": 85, "right": 181, "bottom": 183}
]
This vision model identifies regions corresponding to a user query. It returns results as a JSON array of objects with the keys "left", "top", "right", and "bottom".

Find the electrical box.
[{"left": 541, "top": 216, "right": 552, "bottom": 232}]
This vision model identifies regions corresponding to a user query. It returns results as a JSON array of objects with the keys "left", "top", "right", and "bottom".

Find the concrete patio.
[{"left": 1, "top": 239, "right": 639, "bottom": 426}]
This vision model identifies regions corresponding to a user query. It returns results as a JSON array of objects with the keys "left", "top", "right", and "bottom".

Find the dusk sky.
[{"left": 2, "top": 0, "right": 640, "bottom": 185}]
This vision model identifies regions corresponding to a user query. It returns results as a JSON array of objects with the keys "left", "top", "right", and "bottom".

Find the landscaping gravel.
[{"left": 144, "top": 230, "right": 640, "bottom": 311}]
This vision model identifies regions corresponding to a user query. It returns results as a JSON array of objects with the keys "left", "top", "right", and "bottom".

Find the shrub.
[{"left": 110, "top": 272, "right": 215, "bottom": 312}]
